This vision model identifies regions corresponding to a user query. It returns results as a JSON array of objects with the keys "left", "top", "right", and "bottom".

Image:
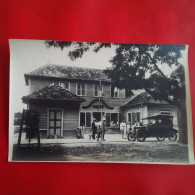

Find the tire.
[
  {"left": 128, "top": 132, "right": 136, "bottom": 142},
  {"left": 137, "top": 131, "right": 146, "bottom": 142},
  {"left": 156, "top": 136, "right": 165, "bottom": 141},
  {"left": 168, "top": 131, "right": 177, "bottom": 141}
]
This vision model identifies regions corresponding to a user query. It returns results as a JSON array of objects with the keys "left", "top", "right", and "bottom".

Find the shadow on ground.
[{"left": 12, "top": 140, "right": 189, "bottom": 164}]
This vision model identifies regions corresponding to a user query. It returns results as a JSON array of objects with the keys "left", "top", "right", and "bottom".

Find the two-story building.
[
  {"left": 23, "top": 64, "right": 130, "bottom": 138},
  {"left": 22, "top": 64, "right": 178, "bottom": 138}
]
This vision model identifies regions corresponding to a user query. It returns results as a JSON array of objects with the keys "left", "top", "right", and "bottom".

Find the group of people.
[
  {"left": 92, "top": 118, "right": 106, "bottom": 141},
  {"left": 78, "top": 118, "right": 141, "bottom": 141},
  {"left": 120, "top": 120, "right": 141, "bottom": 139}
]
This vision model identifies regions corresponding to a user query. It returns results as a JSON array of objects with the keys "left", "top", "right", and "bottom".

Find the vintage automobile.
[{"left": 127, "top": 114, "right": 178, "bottom": 142}]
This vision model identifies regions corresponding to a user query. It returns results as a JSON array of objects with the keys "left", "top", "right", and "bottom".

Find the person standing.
[
  {"left": 102, "top": 118, "right": 106, "bottom": 141},
  {"left": 92, "top": 118, "right": 97, "bottom": 139},
  {"left": 80, "top": 124, "right": 85, "bottom": 139},
  {"left": 120, "top": 120, "right": 127, "bottom": 139},
  {"left": 126, "top": 122, "right": 131, "bottom": 135}
]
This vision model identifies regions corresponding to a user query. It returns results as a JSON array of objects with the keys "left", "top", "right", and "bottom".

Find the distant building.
[{"left": 121, "top": 92, "right": 178, "bottom": 129}]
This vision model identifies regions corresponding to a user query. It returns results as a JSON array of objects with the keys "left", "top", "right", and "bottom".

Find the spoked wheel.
[
  {"left": 128, "top": 132, "right": 136, "bottom": 142},
  {"left": 168, "top": 131, "right": 177, "bottom": 141},
  {"left": 156, "top": 136, "right": 165, "bottom": 141},
  {"left": 137, "top": 131, "right": 146, "bottom": 142}
]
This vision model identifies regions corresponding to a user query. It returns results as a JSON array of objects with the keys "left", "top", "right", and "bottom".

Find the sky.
[
  {"left": 9, "top": 39, "right": 117, "bottom": 114},
  {"left": 9, "top": 39, "right": 188, "bottom": 114}
]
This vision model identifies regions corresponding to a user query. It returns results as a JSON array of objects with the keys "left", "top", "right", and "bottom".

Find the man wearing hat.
[
  {"left": 92, "top": 118, "right": 97, "bottom": 139},
  {"left": 102, "top": 118, "right": 106, "bottom": 141}
]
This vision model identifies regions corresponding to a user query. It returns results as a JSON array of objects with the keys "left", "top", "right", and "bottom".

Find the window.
[
  {"left": 128, "top": 112, "right": 140, "bottom": 125},
  {"left": 106, "top": 113, "right": 119, "bottom": 127},
  {"left": 111, "top": 85, "right": 119, "bottom": 98},
  {"left": 80, "top": 112, "right": 91, "bottom": 127},
  {"left": 111, "top": 113, "right": 119, "bottom": 127},
  {"left": 60, "top": 81, "right": 69, "bottom": 90},
  {"left": 77, "top": 83, "right": 86, "bottom": 96},
  {"left": 94, "top": 84, "right": 103, "bottom": 97}
]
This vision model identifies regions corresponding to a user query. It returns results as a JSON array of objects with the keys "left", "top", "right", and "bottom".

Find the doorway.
[{"left": 48, "top": 109, "right": 62, "bottom": 138}]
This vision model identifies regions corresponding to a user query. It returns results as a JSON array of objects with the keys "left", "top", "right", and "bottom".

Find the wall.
[
  {"left": 63, "top": 106, "right": 79, "bottom": 130},
  {"left": 29, "top": 77, "right": 130, "bottom": 108},
  {"left": 122, "top": 104, "right": 178, "bottom": 128},
  {"left": 28, "top": 77, "right": 130, "bottom": 135},
  {"left": 29, "top": 101, "right": 80, "bottom": 138},
  {"left": 81, "top": 82, "right": 128, "bottom": 107},
  {"left": 122, "top": 105, "right": 148, "bottom": 124},
  {"left": 29, "top": 77, "right": 59, "bottom": 93}
]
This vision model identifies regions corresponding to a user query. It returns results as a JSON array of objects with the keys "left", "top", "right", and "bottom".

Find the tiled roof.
[
  {"left": 25, "top": 64, "right": 111, "bottom": 82},
  {"left": 122, "top": 92, "right": 168, "bottom": 107},
  {"left": 22, "top": 85, "right": 85, "bottom": 103}
]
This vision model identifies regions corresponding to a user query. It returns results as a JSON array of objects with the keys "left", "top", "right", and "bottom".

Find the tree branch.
[{"left": 144, "top": 52, "right": 168, "bottom": 79}]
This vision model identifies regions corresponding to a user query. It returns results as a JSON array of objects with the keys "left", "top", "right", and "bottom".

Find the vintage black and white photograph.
[{"left": 9, "top": 39, "right": 194, "bottom": 164}]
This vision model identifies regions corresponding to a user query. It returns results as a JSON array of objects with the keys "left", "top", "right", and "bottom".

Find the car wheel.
[
  {"left": 128, "top": 132, "right": 136, "bottom": 142},
  {"left": 168, "top": 131, "right": 177, "bottom": 141},
  {"left": 137, "top": 131, "right": 146, "bottom": 142},
  {"left": 157, "top": 136, "right": 165, "bottom": 141}
]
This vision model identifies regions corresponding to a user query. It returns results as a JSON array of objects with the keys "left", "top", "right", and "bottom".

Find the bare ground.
[{"left": 12, "top": 139, "right": 189, "bottom": 164}]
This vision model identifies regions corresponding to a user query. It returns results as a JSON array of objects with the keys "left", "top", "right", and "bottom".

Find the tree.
[{"left": 45, "top": 41, "right": 187, "bottom": 144}]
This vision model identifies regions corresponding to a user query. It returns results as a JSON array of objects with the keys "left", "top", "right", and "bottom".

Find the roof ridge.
[
  {"left": 22, "top": 85, "right": 85, "bottom": 102},
  {"left": 26, "top": 64, "right": 105, "bottom": 75},
  {"left": 122, "top": 92, "right": 169, "bottom": 107},
  {"left": 24, "top": 64, "right": 111, "bottom": 82}
]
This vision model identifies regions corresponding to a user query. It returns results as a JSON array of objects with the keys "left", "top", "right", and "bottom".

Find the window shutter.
[
  {"left": 132, "top": 113, "right": 136, "bottom": 125},
  {"left": 80, "top": 112, "right": 85, "bottom": 126},
  {"left": 128, "top": 113, "right": 132, "bottom": 123},
  {"left": 137, "top": 112, "right": 140, "bottom": 122},
  {"left": 111, "top": 85, "right": 114, "bottom": 97},
  {"left": 82, "top": 84, "right": 85, "bottom": 95}
]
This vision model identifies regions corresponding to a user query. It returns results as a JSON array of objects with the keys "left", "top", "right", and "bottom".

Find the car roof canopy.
[{"left": 142, "top": 114, "right": 174, "bottom": 120}]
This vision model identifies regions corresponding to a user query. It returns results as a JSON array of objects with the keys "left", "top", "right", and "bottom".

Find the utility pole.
[
  {"left": 141, "top": 102, "right": 143, "bottom": 124},
  {"left": 99, "top": 69, "right": 103, "bottom": 126}
]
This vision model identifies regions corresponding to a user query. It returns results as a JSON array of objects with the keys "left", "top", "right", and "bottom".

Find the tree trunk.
[{"left": 177, "top": 105, "right": 188, "bottom": 144}]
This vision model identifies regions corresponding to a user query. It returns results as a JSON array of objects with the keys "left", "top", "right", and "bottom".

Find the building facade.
[
  {"left": 23, "top": 64, "right": 178, "bottom": 138},
  {"left": 23, "top": 64, "right": 130, "bottom": 137}
]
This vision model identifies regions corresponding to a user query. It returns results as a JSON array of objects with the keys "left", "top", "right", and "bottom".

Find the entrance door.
[
  {"left": 93, "top": 112, "right": 104, "bottom": 122},
  {"left": 49, "top": 109, "right": 62, "bottom": 138}
]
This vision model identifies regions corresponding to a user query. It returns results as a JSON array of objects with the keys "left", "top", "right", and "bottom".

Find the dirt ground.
[{"left": 12, "top": 140, "right": 189, "bottom": 164}]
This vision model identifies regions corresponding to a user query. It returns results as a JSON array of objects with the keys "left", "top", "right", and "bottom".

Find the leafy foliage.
[
  {"left": 45, "top": 41, "right": 112, "bottom": 60},
  {"left": 45, "top": 41, "right": 186, "bottom": 107}
]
